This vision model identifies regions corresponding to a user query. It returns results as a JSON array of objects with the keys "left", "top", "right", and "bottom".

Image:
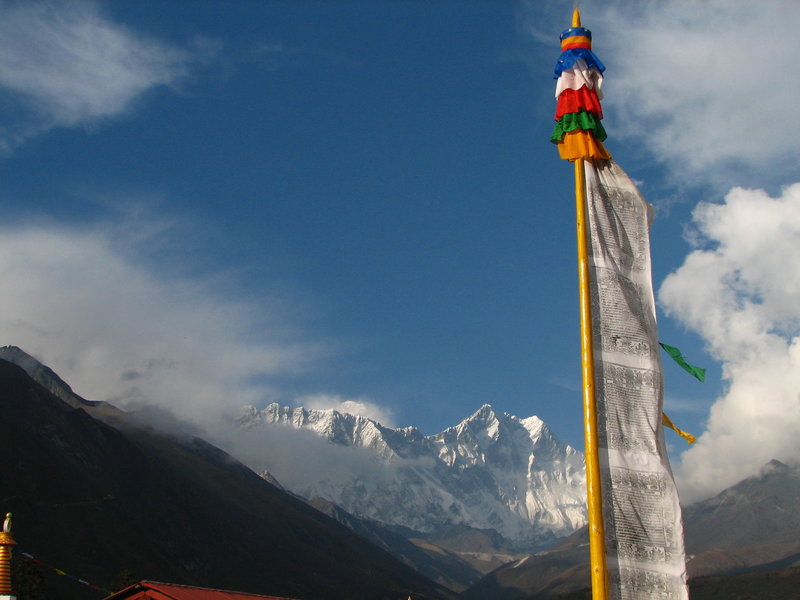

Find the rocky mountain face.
[
  {"left": 682, "top": 459, "right": 800, "bottom": 577},
  {"left": 4, "top": 346, "right": 799, "bottom": 599},
  {"left": 0, "top": 357, "right": 454, "bottom": 600},
  {"left": 462, "top": 459, "right": 800, "bottom": 600},
  {"left": 237, "top": 402, "right": 587, "bottom": 550},
  {"left": 1, "top": 345, "right": 579, "bottom": 592}
]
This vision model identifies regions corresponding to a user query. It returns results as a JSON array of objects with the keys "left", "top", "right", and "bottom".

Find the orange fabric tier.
[{"left": 557, "top": 130, "right": 611, "bottom": 161}]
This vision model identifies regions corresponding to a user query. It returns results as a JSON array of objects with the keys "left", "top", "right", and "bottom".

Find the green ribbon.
[{"left": 660, "top": 342, "right": 706, "bottom": 382}]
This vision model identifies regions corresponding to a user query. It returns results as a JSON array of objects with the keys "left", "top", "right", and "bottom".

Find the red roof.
[{"left": 104, "top": 580, "right": 301, "bottom": 600}]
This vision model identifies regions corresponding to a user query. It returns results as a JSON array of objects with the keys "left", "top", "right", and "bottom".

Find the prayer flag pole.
[
  {"left": 574, "top": 155, "right": 608, "bottom": 600},
  {"left": 558, "top": 8, "right": 610, "bottom": 599},
  {"left": 552, "top": 9, "right": 689, "bottom": 599}
]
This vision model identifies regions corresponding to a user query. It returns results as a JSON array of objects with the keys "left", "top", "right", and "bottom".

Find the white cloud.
[
  {"left": 591, "top": 0, "right": 800, "bottom": 184},
  {"left": 659, "top": 183, "right": 800, "bottom": 501},
  {"left": 298, "top": 394, "right": 396, "bottom": 427},
  {"left": 224, "top": 422, "right": 392, "bottom": 494},
  {"left": 0, "top": 220, "right": 324, "bottom": 427},
  {"left": 531, "top": 0, "right": 800, "bottom": 500},
  {"left": 0, "top": 1, "right": 201, "bottom": 150}
]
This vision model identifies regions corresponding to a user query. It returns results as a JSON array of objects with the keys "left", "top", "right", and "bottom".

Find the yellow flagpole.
[{"left": 574, "top": 157, "right": 608, "bottom": 600}]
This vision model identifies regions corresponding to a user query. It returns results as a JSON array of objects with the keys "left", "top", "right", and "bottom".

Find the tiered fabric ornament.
[{"left": 550, "top": 11, "right": 611, "bottom": 161}]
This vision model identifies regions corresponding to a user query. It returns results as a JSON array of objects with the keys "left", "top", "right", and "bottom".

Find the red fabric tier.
[{"left": 555, "top": 86, "right": 603, "bottom": 121}]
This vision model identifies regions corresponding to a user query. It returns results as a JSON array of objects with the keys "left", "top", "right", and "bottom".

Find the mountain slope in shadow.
[{"left": 0, "top": 358, "right": 454, "bottom": 600}]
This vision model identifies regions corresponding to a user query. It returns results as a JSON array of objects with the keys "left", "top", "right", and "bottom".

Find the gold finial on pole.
[
  {"left": 0, "top": 512, "right": 16, "bottom": 598},
  {"left": 572, "top": 8, "right": 581, "bottom": 28}
]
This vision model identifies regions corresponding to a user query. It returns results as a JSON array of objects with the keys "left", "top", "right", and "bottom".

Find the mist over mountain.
[
  {"left": 0, "top": 345, "right": 583, "bottom": 592},
  {"left": 236, "top": 402, "right": 587, "bottom": 550},
  {"left": 0, "top": 355, "right": 455, "bottom": 600},
  {"left": 4, "top": 345, "right": 799, "bottom": 599},
  {"left": 0, "top": 345, "right": 122, "bottom": 420}
]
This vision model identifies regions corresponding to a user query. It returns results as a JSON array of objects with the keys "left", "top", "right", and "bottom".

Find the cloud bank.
[
  {"left": 530, "top": 1, "right": 800, "bottom": 499},
  {"left": 590, "top": 0, "right": 800, "bottom": 500},
  {"left": 0, "top": 215, "right": 397, "bottom": 489},
  {"left": 592, "top": 1, "right": 800, "bottom": 500},
  {"left": 0, "top": 221, "right": 322, "bottom": 427},
  {"left": 594, "top": 0, "right": 800, "bottom": 185},
  {"left": 298, "top": 394, "right": 396, "bottom": 428},
  {"left": 228, "top": 422, "right": 395, "bottom": 496},
  {"left": 660, "top": 183, "right": 800, "bottom": 501},
  {"left": 0, "top": 1, "right": 201, "bottom": 150}
]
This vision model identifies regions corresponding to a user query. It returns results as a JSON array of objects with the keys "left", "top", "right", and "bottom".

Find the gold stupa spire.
[
  {"left": 572, "top": 7, "right": 581, "bottom": 27},
  {"left": 0, "top": 513, "right": 15, "bottom": 598}
]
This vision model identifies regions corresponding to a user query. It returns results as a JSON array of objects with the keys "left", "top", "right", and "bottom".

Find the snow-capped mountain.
[{"left": 237, "top": 403, "right": 587, "bottom": 548}]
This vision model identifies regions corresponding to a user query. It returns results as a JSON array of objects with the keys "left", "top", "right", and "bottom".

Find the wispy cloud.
[
  {"left": 246, "top": 40, "right": 360, "bottom": 71},
  {"left": 547, "top": 377, "right": 579, "bottom": 393},
  {"left": 660, "top": 183, "right": 800, "bottom": 501},
  {"left": 0, "top": 1, "right": 208, "bottom": 150}
]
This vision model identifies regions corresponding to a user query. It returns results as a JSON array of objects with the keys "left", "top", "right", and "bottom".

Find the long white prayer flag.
[{"left": 584, "top": 159, "right": 689, "bottom": 600}]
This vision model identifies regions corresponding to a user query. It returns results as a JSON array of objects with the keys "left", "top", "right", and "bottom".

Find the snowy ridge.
[{"left": 237, "top": 403, "right": 587, "bottom": 548}]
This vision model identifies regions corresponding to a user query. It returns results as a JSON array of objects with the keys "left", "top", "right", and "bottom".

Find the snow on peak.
[{"left": 237, "top": 402, "right": 587, "bottom": 547}]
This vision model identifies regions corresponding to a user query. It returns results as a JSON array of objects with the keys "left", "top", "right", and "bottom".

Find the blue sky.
[{"left": 0, "top": 0, "right": 798, "bottom": 501}]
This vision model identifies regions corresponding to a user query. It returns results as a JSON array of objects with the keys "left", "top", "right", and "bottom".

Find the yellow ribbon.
[{"left": 662, "top": 412, "right": 696, "bottom": 444}]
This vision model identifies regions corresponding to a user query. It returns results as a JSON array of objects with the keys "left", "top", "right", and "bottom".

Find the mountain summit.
[{"left": 238, "top": 403, "right": 587, "bottom": 549}]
